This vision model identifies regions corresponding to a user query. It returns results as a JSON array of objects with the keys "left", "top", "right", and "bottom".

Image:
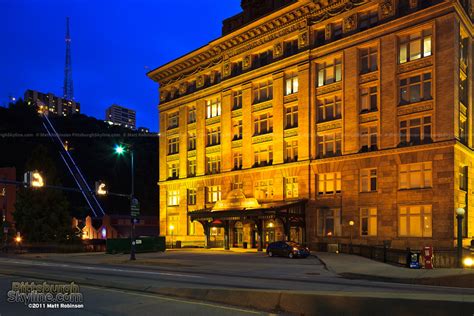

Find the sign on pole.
[{"left": 131, "top": 198, "right": 140, "bottom": 217}]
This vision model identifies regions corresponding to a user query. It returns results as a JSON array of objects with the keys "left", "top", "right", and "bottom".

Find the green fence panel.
[{"left": 106, "top": 237, "right": 166, "bottom": 254}]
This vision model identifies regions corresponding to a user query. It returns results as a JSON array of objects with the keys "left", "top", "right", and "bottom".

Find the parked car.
[{"left": 266, "top": 241, "right": 310, "bottom": 258}]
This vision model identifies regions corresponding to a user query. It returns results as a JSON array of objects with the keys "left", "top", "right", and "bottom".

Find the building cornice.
[{"left": 147, "top": 0, "right": 369, "bottom": 86}]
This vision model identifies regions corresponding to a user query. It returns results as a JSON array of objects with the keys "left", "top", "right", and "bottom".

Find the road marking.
[
  {"left": 2, "top": 259, "right": 204, "bottom": 279},
  {"left": 80, "top": 284, "right": 264, "bottom": 314}
]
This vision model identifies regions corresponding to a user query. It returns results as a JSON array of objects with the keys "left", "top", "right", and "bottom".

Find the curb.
[{"left": 1, "top": 268, "right": 473, "bottom": 315}]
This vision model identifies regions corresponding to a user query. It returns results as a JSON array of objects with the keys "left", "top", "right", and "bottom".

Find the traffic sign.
[{"left": 131, "top": 198, "right": 140, "bottom": 217}]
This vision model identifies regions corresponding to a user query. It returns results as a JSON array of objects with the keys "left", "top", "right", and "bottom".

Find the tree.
[{"left": 14, "top": 145, "right": 78, "bottom": 243}]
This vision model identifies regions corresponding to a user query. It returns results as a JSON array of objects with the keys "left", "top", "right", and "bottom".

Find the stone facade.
[{"left": 148, "top": 0, "right": 474, "bottom": 250}]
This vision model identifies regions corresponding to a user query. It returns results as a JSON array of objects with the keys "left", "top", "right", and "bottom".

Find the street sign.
[
  {"left": 131, "top": 217, "right": 140, "bottom": 224},
  {"left": 131, "top": 198, "right": 140, "bottom": 217}
]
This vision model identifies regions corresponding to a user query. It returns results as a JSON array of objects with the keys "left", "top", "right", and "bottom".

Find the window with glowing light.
[
  {"left": 399, "top": 29, "right": 432, "bottom": 64},
  {"left": 285, "top": 177, "right": 299, "bottom": 199},
  {"left": 206, "top": 98, "right": 221, "bottom": 119},
  {"left": 399, "top": 162, "right": 432, "bottom": 189},
  {"left": 318, "top": 172, "right": 341, "bottom": 195},
  {"left": 399, "top": 205, "right": 432, "bottom": 237},
  {"left": 167, "top": 190, "right": 180, "bottom": 206},
  {"left": 206, "top": 185, "right": 222, "bottom": 203},
  {"left": 285, "top": 73, "right": 299, "bottom": 95},
  {"left": 167, "top": 162, "right": 179, "bottom": 180},
  {"left": 317, "top": 58, "right": 342, "bottom": 87},
  {"left": 360, "top": 168, "right": 377, "bottom": 192}
]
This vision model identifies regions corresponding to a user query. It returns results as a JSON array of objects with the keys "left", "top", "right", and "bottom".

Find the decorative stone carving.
[
  {"left": 317, "top": 120, "right": 342, "bottom": 132},
  {"left": 166, "top": 154, "right": 180, "bottom": 162},
  {"left": 284, "top": 128, "right": 298, "bottom": 138},
  {"left": 298, "top": 31, "right": 309, "bottom": 49},
  {"left": 379, "top": 0, "right": 396, "bottom": 19},
  {"left": 223, "top": 62, "right": 231, "bottom": 78},
  {"left": 360, "top": 115, "right": 378, "bottom": 124},
  {"left": 343, "top": 15, "right": 357, "bottom": 33},
  {"left": 252, "top": 134, "right": 273, "bottom": 144},
  {"left": 398, "top": 56, "right": 432, "bottom": 73},
  {"left": 359, "top": 72, "right": 378, "bottom": 84},
  {"left": 316, "top": 82, "right": 342, "bottom": 96},
  {"left": 187, "top": 150, "right": 197, "bottom": 158},
  {"left": 209, "top": 71, "right": 216, "bottom": 85},
  {"left": 196, "top": 75, "right": 205, "bottom": 88},
  {"left": 325, "top": 24, "right": 332, "bottom": 41},
  {"left": 273, "top": 42, "right": 283, "bottom": 58},
  {"left": 160, "top": 91, "right": 168, "bottom": 102},
  {"left": 179, "top": 82, "right": 188, "bottom": 95},
  {"left": 243, "top": 55, "right": 252, "bottom": 70},
  {"left": 409, "top": 0, "right": 418, "bottom": 9},
  {"left": 397, "top": 101, "right": 433, "bottom": 116}
]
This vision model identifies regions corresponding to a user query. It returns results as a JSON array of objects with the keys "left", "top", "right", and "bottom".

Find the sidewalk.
[{"left": 316, "top": 252, "right": 474, "bottom": 287}]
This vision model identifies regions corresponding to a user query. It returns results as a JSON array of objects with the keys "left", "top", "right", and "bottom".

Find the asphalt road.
[
  {"left": 0, "top": 251, "right": 473, "bottom": 315},
  {"left": 0, "top": 275, "right": 268, "bottom": 316}
]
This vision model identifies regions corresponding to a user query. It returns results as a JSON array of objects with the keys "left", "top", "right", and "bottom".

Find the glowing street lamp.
[
  {"left": 114, "top": 145, "right": 125, "bottom": 155},
  {"left": 464, "top": 257, "right": 473, "bottom": 268},
  {"left": 349, "top": 220, "right": 355, "bottom": 254}
]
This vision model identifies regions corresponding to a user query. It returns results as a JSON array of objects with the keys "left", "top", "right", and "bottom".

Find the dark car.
[{"left": 266, "top": 241, "right": 310, "bottom": 258}]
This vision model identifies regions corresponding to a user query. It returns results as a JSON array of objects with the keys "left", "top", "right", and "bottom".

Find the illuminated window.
[
  {"left": 318, "top": 95, "right": 342, "bottom": 122},
  {"left": 207, "top": 126, "right": 221, "bottom": 146},
  {"left": 285, "top": 73, "right": 299, "bottom": 95},
  {"left": 232, "top": 151, "right": 243, "bottom": 170},
  {"left": 233, "top": 90, "right": 243, "bottom": 110},
  {"left": 187, "top": 188, "right": 197, "bottom": 205},
  {"left": 318, "top": 172, "right": 342, "bottom": 195},
  {"left": 399, "top": 29, "right": 432, "bottom": 64},
  {"left": 399, "top": 72, "right": 432, "bottom": 104},
  {"left": 399, "top": 162, "right": 432, "bottom": 189},
  {"left": 285, "top": 140, "right": 298, "bottom": 162},
  {"left": 206, "top": 99, "right": 221, "bottom": 118},
  {"left": 317, "top": 132, "right": 342, "bottom": 158},
  {"left": 399, "top": 116, "right": 432, "bottom": 145},
  {"left": 317, "top": 208, "right": 341, "bottom": 236},
  {"left": 253, "top": 145, "right": 273, "bottom": 167},
  {"left": 168, "top": 112, "right": 179, "bottom": 129},
  {"left": 187, "top": 159, "right": 196, "bottom": 177},
  {"left": 285, "top": 177, "right": 299, "bottom": 199},
  {"left": 399, "top": 205, "right": 432, "bottom": 237},
  {"left": 168, "top": 136, "right": 179, "bottom": 155},
  {"left": 285, "top": 105, "right": 298, "bottom": 129},
  {"left": 188, "top": 106, "right": 196, "bottom": 123},
  {"left": 233, "top": 119, "right": 243, "bottom": 140},
  {"left": 253, "top": 80, "right": 273, "bottom": 103},
  {"left": 360, "top": 86, "right": 378, "bottom": 112},
  {"left": 254, "top": 179, "right": 274, "bottom": 200},
  {"left": 360, "top": 168, "right": 377, "bottom": 192},
  {"left": 254, "top": 113, "right": 273, "bottom": 135},
  {"left": 206, "top": 155, "right": 221, "bottom": 174},
  {"left": 360, "top": 208, "right": 377, "bottom": 236},
  {"left": 317, "top": 58, "right": 342, "bottom": 87},
  {"left": 360, "top": 125, "right": 378, "bottom": 151},
  {"left": 206, "top": 185, "right": 221, "bottom": 203},
  {"left": 168, "top": 190, "right": 180, "bottom": 206},
  {"left": 188, "top": 131, "right": 196, "bottom": 150},
  {"left": 167, "top": 162, "right": 179, "bottom": 180}
]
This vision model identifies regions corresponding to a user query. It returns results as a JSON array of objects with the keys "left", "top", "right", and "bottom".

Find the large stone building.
[
  {"left": 148, "top": 0, "right": 474, "bottom": 250},
  {"left": 24, "top": 90, "right": 80, "bottom": 116}
]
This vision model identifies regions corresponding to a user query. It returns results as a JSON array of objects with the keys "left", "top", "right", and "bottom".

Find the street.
[{"left": 0, "top": 250, "right": 473, "bottom": 315}]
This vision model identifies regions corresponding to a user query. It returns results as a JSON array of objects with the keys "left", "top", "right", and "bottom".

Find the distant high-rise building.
[
  {"left": 105, "top": 104, "right": 136, "bottom": 129},
  {"left": 24, "top": 89, "right": 80, "bottom": 116}
]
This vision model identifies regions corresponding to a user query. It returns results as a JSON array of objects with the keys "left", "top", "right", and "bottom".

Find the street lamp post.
[
  {"left": 456, "top": 208, "right": 465, "bottom": 268},
  {"left": 169, "top": 225, "right": 174, "bottom": 249},
  {"left": 349, "top": 220, "right": 354, "bottom": 254},
  {"left": 115, "top": 144, "right": 136, "bottom": 261}
]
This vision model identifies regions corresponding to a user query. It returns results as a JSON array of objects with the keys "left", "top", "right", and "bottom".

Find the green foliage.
[{"left": 14, "top": 145, "right": 78, "bottom": 243}]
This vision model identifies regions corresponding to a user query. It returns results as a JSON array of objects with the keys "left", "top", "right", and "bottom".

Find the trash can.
[{"left": 243, "top": 242, "right": 248, "bottom": 249}]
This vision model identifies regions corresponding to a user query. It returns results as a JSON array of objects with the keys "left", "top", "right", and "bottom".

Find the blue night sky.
[{"left": 0, "top": 0, "right": 242, "bottom": 132}]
